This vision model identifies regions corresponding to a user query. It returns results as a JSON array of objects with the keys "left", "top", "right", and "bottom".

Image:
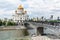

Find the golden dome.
[
  {"left": 18, "top": 5, "right": 23, "bottom": 9},
  {"left": 24, "top": 10, "right": 27, "bottom": 13}
]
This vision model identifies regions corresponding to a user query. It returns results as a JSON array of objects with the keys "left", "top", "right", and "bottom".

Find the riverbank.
[{"left": 0, "top": 25, "right": 26, "bottom": 31}]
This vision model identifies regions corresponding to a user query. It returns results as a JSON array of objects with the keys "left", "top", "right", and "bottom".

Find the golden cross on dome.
[{"left": 18, "top": 5, "right": 24, "bottom": 9}]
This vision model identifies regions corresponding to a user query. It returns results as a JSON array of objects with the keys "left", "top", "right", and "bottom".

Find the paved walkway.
[{"left": 31, "top": 36, "right": 51, "bottom": 40}]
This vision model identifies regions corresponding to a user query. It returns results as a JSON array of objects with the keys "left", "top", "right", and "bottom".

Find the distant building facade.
[
  {"left": 57, "top": 16, "right": 60, "bottom": 20},
  {"left": 13, "top": 5, "right": 29, "bottom": 24},
  {"left": 50, "top": 15, "right": 53, "bottom": 20}
]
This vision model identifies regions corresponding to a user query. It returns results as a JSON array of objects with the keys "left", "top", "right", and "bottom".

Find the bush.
[
  {"left": 23, "top": 29, "right": 29, "bottom": 36},
  {"left": 0, "top": 20, "right": 2, "bottom": 26}
]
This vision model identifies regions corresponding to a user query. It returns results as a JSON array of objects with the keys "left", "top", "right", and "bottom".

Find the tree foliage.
[
  {"left": 7, "top": 21, "right": 16, "bottom": 26},
  {"left": 2, "top": 21, "right": 6, "bottom": 26},
  {"left": 49, "top": 20, "right": 58, "bottom": 23},
  {"left": 0, "top": 20, "right": 2, "bottom": 26}
]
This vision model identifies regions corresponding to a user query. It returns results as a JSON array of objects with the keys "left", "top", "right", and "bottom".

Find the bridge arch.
[{"left": 37, "top": 27, "right": 44, "bottom": 35}]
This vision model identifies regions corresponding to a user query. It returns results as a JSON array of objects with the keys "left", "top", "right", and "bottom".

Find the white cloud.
[{"left": 0, "top": 0, "right": 60, "bottom": 19}]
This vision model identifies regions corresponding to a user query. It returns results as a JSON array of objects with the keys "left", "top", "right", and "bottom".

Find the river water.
[{"left": 0, "top": 29, "right": 24, "bottom": 40}]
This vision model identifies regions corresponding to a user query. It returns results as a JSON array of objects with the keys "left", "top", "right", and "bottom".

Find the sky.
[{"left": 0, "top": 0, "right": 60, "bottom": 19}]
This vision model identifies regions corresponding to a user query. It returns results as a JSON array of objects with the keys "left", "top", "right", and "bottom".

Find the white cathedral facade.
[{"left": 13, "top": 5, "right": 29, "bottom": 24}]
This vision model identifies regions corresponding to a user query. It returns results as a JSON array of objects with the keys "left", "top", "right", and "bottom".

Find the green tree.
[
  {"left": 49, "top": 20, "right": 58, "bottom": 23},
  {"left": 2, "top": 21, "right": 6, "bottom": 26},
  {"left": 7, "top": 21, "right": 16, "bottom": 26},
  {"left": 0, "top": 19, "right": 2, "bottom": 26}
]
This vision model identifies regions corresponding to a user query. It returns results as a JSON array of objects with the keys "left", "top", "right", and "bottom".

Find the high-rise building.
[
  {"left": 57, "top": 16, "right": 60, "bottom": 20},
  {"left": 50, "top": 15, "right": 53, "bottom": 20},
  {"left": 13, "top": 5, "right": 29, "bottom": 24}
]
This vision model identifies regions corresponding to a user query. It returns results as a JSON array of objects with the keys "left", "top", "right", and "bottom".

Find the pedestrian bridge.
[{"left": 26, "top": 22, "right": 60, "bottom": 39}]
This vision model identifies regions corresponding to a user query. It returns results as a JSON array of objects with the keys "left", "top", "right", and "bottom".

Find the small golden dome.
[
  {"left": 22, "top": 10, "right": 27, "bottom": 14},
  {"left": 15, "top": 10, "right": 17, "bottom": 14},
  {"left": 18, "top": 5, "right": 23, "bottom": 9},
  {"left": 25, "top": 10, "right": 27, "bottom": 13}
]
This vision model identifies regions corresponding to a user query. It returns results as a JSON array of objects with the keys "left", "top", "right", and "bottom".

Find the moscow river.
[{"left": 0, "top": 29, "right": 24, "bottom": 40}]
